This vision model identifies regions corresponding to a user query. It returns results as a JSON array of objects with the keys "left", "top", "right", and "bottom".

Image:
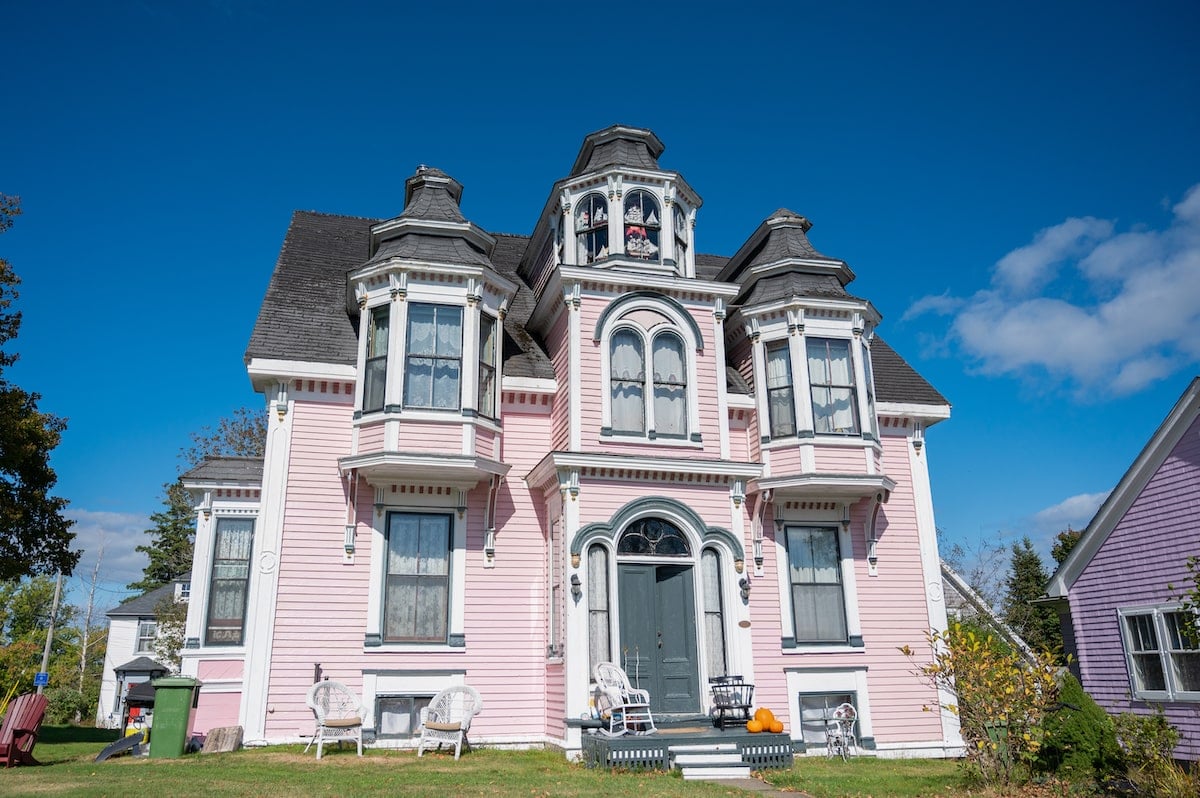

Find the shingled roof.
[
  {"left": 181, "top": 456, "right": 265, "bottom": 484},
  {"left": 869, "top": 337, "right": 949, "bottom": 405},
  {"left": 108, "top": 579, "right": 185, "bottom": 618},
  {"left": 569, "top": 125, "right": 664, "bottom": 176}
]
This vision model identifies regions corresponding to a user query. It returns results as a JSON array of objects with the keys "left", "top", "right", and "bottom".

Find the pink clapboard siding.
[
  {"left": 356, "top": 421, "right": 386, "bottom": 454},
  {"left": 1068, "top": 413, "right": 1200, "bottom": 759},
  {"left": 474, "top": 426, "right": 497, "bottom": 459},
  {"left": 767, "top": 445, "right": 802, "bottom": 475},
  {"left": 728, "top": 412, "right": 751, "bottom": 463},
  {"left": 812, "top": 444, "right": 869, "bottom": 474},
  {"left": 395, "top": 420, "right": 462, "bottom": 454},
  {"left": 198, "top": 659, "right": 243, "bottom": 681},
  {"left": 194, "top": 691, "right": 242, "bottom": 735}
]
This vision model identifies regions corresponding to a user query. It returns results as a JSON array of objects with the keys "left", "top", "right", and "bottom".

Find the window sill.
[
  {"left": 780, "top": 636, "right": 865, "bottom": 654},
  {"left": 364, "top": 632, "right": 466, "bottom": 651},
  {"left": 353, "top": 409, "right": 501, "bottom": 433},
  {"left": 600, "top": 430, "right": 702, "bottom": 447}
]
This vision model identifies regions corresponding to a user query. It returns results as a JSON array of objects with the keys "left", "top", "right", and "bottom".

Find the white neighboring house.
[{"left": 95, "top": 575, "right": 190, "bottom": 729}]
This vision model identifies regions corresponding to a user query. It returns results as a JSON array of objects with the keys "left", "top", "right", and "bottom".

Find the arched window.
[
  {"left": 623, "top": 190, "right": 661, "bottom": 261},
  {"left": 616, "top": 518, "right": 690, "bottom": 556},
  {"left": 652, "top": 332, "right": 686, "bottom": 436},
  {"left": 576, "top": 193, "right": 609, "bottom": 264},
  {"left": 610, "top": 329, "right": 645, "bottom": 433}
]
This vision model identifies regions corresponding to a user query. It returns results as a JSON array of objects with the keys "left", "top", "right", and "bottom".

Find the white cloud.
[
  {"left": 925, "top": 182, "right": 1200, "bottom": 396},
  {"left": 901, "top": 291, "right": 964, "bottom": 322},
  {"left": 993, "top": 216, "right": 1113, "bottom": 294},
  {"left": 65, "top": 509, "right": 149, "bottom": 610},
  {"left": 1030, "top": 492, "right": 1109, "bottom": 535}
]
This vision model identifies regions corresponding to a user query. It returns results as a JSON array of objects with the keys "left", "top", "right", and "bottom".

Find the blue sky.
[{"left": 3, "top": 1, "right": 1198, "bottom": 610}]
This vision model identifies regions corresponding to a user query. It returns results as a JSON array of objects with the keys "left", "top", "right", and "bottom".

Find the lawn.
[{"left": 3, "top": 726, "right": 1055, "bottom": 798}]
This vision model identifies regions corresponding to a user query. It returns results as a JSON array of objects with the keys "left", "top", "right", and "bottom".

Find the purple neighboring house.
[{"left": 1045, "top": 377, "right": 1200, "bottom": 761}]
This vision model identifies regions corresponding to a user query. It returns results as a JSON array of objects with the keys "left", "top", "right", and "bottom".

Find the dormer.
[
  {"left": 341, "top": 166, "right": 514, "bottom": 489},
  {"left": 522, "top": 126, "right": 702, "bottom": 293}
]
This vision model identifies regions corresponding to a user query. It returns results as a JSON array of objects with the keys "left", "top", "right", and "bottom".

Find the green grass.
[{"left": 5, "top": 726, "right": 1002, "bottom": 798}]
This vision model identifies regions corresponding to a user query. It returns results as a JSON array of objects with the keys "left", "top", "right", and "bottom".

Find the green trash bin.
[{"left": 150, "top": 677, "right": 202, "bottom": 758}]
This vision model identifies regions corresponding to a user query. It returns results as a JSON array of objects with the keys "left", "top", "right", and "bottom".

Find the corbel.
[
  {"left": 713, "top": 298, "right": 726, "bottom": 323},
  {"left": 354, "top": 281, "right": 369, "bottom": 309},
  {"left": 563, "top": 281, "right": 582, "bottom": 310},
  {"left": 787, "top": 307, "right": 804, "bottom": 335},
  {"left": 559, "top": 187, "right": 572, "bottom": 215},
  {"left": 852, "top": 311, "right": 865, "bottom": 338},
  {"left": 389, "top": 271, "right": 407, "bottom": 301}
]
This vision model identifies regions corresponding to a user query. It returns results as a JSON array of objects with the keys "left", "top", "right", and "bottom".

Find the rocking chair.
[
  {"left": 304, "top": 680, "right": 364, "bottom": 759},
  {"left": 593, "top": 662, "right": 656, "bottom": 736},
  {"left": 417, "top": 685, "right": 483, "bottom": 760}
]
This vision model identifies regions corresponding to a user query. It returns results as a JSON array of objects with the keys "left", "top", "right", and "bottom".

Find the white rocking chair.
[
  {"left": 417, "top": 685, "right": 483, "bottom": 760},
  {"left": 593, "top": 661, "right": 656, "bottom": 736},
  {"left": 304, "top": 680, "right": 364, "bottom": 759}
]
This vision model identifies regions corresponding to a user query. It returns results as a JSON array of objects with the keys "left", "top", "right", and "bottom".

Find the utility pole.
[{"left": 37, "top": 571, "right": 63, "bottom": 695}]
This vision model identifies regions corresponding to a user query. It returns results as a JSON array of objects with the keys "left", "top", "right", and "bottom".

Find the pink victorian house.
[{"left": 178, "top": 126, "right": 960, "bottom": 762}]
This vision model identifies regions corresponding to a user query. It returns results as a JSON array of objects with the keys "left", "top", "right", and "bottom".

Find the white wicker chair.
[
  {"left": 593, "top": 661, "right": 656, "bottom": 736},
  {"left": 416, "top": 685, "right": 483, "bottom": 760},
  {"left": 304, "top": 680, "right": 364, "bottom": 759},
  {"left": 825, "top": 702, "right": 858, "bottom": 761}
]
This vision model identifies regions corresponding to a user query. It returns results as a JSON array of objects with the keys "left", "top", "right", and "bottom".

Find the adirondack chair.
[
  {"left": 304, "top": 680, "right": 364, "bottom": 759},
  {"left": 416, "top": 685, "right": 482, "bottom": 760},
  {"left": 0, "top": 692, "right": 49, "bottom": 768}
]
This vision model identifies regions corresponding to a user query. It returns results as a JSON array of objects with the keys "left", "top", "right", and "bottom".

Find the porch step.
[{"left": 670, "top": 742, "right": 752, "bottom": 780}]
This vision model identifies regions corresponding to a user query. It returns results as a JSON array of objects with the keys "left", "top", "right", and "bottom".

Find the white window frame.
[
  {"left": 774, "top": 517, "right": 863, "bottom": 652},
  {"left": 598, "top": 301, "right": 700, "bottom": 443},
  {"left": 1118, "top": 605, "right": 1200, "bottom": 702},
  {"left": 403, "top": 303, "right": 465, "bottom": 411},
  {"left": 365, "top": 496, "right": 467, "bottom": 650},
  {"left": 135, "top": 619, "right": 158, "bottom": 653},
  {"left": 204, "top": 516, "right": 256, "bottom": 647},
  {"left": 806, "top": 336, "right": 860, "bottom": 436}
]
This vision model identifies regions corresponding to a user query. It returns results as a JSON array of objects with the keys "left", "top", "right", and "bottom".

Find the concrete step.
[
  {"left": 668, "top": 742, "right": 738, "bottom": 754},
  {"left": 674, "top": 752, "right": 744, "bottom": 766},
  {"left": 680, "top": 765, "right": 752, "bottom": 780}
]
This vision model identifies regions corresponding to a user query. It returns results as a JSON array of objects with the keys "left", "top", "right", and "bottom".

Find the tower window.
[
  {"left": 575, "top": 193, "right": 609, "bottom": 264},
  {"left": 623, "top": 190, "right": 661, "bottom": 261}
]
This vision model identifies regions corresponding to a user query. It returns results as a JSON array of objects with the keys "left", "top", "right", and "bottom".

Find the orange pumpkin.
[
  {"left": 768, "top": 720, "right": 784, "bottom": 734},
  {"left": 753, "top": 707, "right": 775, "bottom": 726},
  {"left": 746, "top": 719, "right": 763, "bottom": 733}
]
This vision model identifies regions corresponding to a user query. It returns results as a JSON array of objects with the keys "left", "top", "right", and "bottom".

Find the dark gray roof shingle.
[
  {"left": 107, "top": 580, "right": 183, "bottom": 618},
  {"left": 181, "top": 456, "right": 265, "bottom": 483},
  {"left": 740, "top": 272, "right": 855, "bottom": 305},
  {"left": 399, "top": 167, "right": 467, "bottom": 224},
  {"left": 569, "top": 125, "right": 664, "bottom": 176},
  {"left": 870, "top": 337, "right": 949, "bottom": 406}
]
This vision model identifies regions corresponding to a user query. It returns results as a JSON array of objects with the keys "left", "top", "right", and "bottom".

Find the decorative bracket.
[{"left": 389, "top": 272, "right": 407, "bottom": 301}]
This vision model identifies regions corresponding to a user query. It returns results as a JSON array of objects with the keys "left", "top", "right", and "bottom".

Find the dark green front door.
[{"left": 617, "top": 563, "right": 700, "bottom": 713}]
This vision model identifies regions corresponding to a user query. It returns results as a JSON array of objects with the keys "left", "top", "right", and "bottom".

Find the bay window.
[
  {"left": 765, "top": 341, "right": 796, "bottom": 438},
  {"left": 477, "top": 314, "right": 497, "bottom": 417},
  {"left": 364, "top": 304, "right": 389, "bottom": 412},
  {"left": 404, "top": 304, "right": 463, "bottom": 410},
  {"left": 807, "top": 338, "right": 859, "bottom": 435}
]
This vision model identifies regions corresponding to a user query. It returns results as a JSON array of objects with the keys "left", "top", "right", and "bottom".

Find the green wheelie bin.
[{"left": 150, "top": 676, "right": 202, "bottom": 758}]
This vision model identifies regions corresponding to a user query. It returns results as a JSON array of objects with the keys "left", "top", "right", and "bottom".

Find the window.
[
  {"left": 798, "top": 692, "right": 856, "bottom": 746},
  {"left": 384, "top": 512, "right": 451, "bottom": 642},
  {"left": 765, "top": 341, "right": 796, "bottom": 438},
  {"left": 477, "top": 314, "right": 497, "bottom": 417},
  {"left": 610, "top": 329, "right": 645, "bottom": 433},
  {"left": 609, "top": 326, "right": 689, "bottom": 438},
  {"left": 587, "top": 545, "right": 610, "bottom": 674},
  {"left": 576, "top": 193, "right": 609, "bottom": 264},
  {"left": 807, "top": 338, "right": 859, "bottom": 435},
  {"left": 701, "top": 549, "right": 727, "bottom": 677},
  {"left": 135, "top": 620, "right": 157, "bottom": 653},
  {"left": 673, "top": 206, "right": 688, "bottom": 263},
  {"left": 364, "top": 304, "right": 389, "bottom": 412},
  {"left": 1120, "top": 607, "right": 1200, "bottom": 700},
  {"left": 787, "top": 526, "right": 848, "bottom": 643},
  {"left": 375, "top": 695, "right": 433, "bottom": 739},
  {"left": 205, "top": 517, "right": 255, "bottom": 646},
  {"left": 623, "top": 190, "right": 661, "bottom": 261},
  {"left": 617, "top": 518, "right": 690, "bottom": 556},
  {"left": 404, "top": 304, "right": 463, "bottom": 410}
]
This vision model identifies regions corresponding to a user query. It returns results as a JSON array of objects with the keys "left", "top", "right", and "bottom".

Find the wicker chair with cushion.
[
  {"left": 304, "top": 680, "right": 364, "bottom": 759},
  {"left": 416, "top": 685, "right": 483, "bottom": 760},
  {"left": 592, "top": 661, "right": 656, "bottom": 736}
]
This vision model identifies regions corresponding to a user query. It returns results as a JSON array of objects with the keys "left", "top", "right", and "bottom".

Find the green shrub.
[
  {"left": 1113, "top": 708, "right": 1200, "bottom": 798},
  {"left": 44, "top": 686, "right": 89, "bottom": 724},
  {"left": 1034, "top": 673, "right": 1121, "bottom": 782}
]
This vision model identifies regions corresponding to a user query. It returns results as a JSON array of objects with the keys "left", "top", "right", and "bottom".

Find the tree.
[
  {"left": 1051, "top": 527, "right": 1083, "bottom": 566},
  {"left": 0, "top": 575, "right": 76, "bottom": 695},
  {"left": 128, "top": 407, "right": 267, "bottom": 592},
  {"left": 1002, "top": 537, "right": 1063, "bottom": 659},
  {"left": 941, "top": 530, "right": 1008, "bottom": 612},
  {"left": 0, "top": 194, "right": 77, "bottom": 580}
]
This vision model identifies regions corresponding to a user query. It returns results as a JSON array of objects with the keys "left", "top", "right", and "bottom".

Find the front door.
[{"left": 617, "top": 563, "right": 700, "bottom": 714}]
